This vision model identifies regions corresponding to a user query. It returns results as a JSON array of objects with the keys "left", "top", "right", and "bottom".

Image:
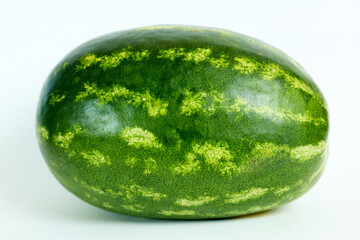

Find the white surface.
[{"left": 1, "top": 0, "right": 359, "bottom": 239}]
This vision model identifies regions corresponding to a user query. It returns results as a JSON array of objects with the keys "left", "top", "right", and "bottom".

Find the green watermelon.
[{"left": 36, "top": 25, "right": 329, "bottom": 219}]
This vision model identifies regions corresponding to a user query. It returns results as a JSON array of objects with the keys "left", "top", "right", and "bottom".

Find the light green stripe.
[
  {"left": 120, "top": 127, "right": 162, "bottom": 149},
  {"left": 173, "top": 140, "right": 326, "bottom": 176},
  {"left": 225, "top": 187, "right": 269, "bottom": 203},
  {"left": 290, "top": 141, "right": 326, "bottom": 163},
  {"left": 180, "top": 90, "right": 207, "bottom": 116},
  {"left": 173, "top": 153, "right": 201, "bottom": 175},
  {"left": 76, "top": 49, "right": 150, "bottom": 70},
  {"left": 233, "top": 57, "right": 259, "bottom": 74},
  {"left": 192, "top": 142, "right": 233, "bottom": 165},
  {"left": 159, "top": 210, "right": 196, "bottom": 216},
  {"left": 74, "top": 178, "right": 167, "bottom": 201},
  {"left": 122, "top": 184, "right": 167, "bottom": 201},
  {"left": 273, "top": 186, "right": 291, "bottom": 196},
  {"left": 124, "top": 157, "right": 138, "bottom": 168},
  {"left": 102, "top": 202, "right": 114, "bottom": 209},
  {"left": 209, "top": 55, "right": 230, "bottom": 68},
  {"left": 173, "top": 141, "right": 236, "bottom": 175},
  {"left": 158, "top": 47, "right": 212, "bottom": 63},
  {"left": 143, "top": 157, "right": 157, "bottom": 175},
  {"left": 175, "top": 196, "right": 218, "bottom": 207},
  {"left": 80, "top": 150, "right": 111, "bottom": 167},
  {"left": 179, "top": 89, "right": 326, "bottom": 125},
  {"left": 37, "top": 125, "right": 49, "bottom": 141},
  {"left": 75, "top": 83, "right": 168, "bottom": 117},
  {"left": 228, "top": 96, "right": 327, "bottom": 125},
  {"left": 49, "top": 93, "right": 65, "bottom": 106},
  {"left": 53, "top": 125, "right": 82, "bottom": 149}
]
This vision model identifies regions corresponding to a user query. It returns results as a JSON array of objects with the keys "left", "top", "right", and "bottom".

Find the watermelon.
[{"left": 36, "top": 25, "right": 329, "bottom": 219}]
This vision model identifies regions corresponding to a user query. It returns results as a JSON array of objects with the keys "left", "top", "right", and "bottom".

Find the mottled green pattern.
[
  {"left": 75, "top": 46, "right": 325, "bottom": 109},
  {"left": 36, "top": 25, "right": 329, "bottom": 219}
]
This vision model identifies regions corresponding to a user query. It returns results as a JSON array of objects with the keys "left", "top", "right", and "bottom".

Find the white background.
[{"left": 1, "top": 0, "right": 359, "bottom": 239}]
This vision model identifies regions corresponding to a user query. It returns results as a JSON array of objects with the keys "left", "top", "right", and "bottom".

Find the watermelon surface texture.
[{"left": 36, "top": 25, "right": 329, "bottom": 219}]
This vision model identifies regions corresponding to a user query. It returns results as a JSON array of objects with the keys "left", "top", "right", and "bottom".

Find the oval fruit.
[{"left": 36, "top": 25, "right": 329, "bottom": 219}]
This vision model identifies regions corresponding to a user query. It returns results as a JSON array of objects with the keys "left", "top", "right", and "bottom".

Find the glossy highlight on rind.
[{"left": 36, "top": 25, "right": 329, "bottom": 219}]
